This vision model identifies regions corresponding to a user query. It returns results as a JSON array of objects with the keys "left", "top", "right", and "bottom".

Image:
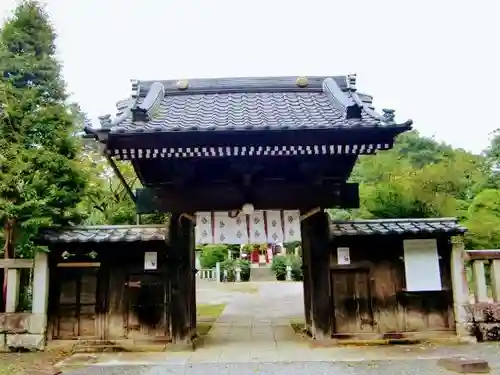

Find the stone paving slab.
[{"left": 56, "top": 342, "right": 500, "bottom": 367}]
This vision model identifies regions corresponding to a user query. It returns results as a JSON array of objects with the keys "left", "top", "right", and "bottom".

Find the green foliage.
[
  {"left": 283, "top": 241, "right": 300, "bottom": 255},
  {"left": 271, "top": 255, "right": 287, "bottom": 280},
  {"left": 290, "top": 256, "right": 303, "bottom": 281},
  {"left": 219, "top": 258, "right": 251, "bottom": 282},
  {"left": 464, "top": 189, "right": 500, "bottom": 249},
  {"left": 221, "top": 258, "right": 236, "bottom": 282},
  {"left": 200, "top": 245, "right": 228, "bottom": 269},
  {"left": 271, "top": 255, "right": 302, "bottom": 281},
  {"left": 343, "top": 129, "right": 500, "bottom": 250},
  {"left": 239, "top": 259, "right": 251, "bottom": 281},
  {"left": 0, "top": 1, "right": 86, "bottom": 258}
]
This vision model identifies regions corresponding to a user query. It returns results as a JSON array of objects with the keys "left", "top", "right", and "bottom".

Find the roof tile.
[
  {"left": 39, "top": 225, "right": 168, "bottom": 244},
  {"left": 112, "top": 92, "right": 381, "bottom": 134},
  {"left": 99, "top": 76, "right": 411, "bottom": 135},
  {"left": 330, "top": 218, "right": 466, "bottom": 237}
]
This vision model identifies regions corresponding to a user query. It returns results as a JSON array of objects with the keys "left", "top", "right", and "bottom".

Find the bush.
[
  {"left": 220, "top": 259, "right": 251, "bottom": 282},
  {"left": 239, "top": 259, "right": 251, "bottom": 281},
  {"left": 290, "top": 256, "right": 303, "bottom": 281},
  {"left": 271, "top": 255, "right": 287, "bottom": 280},
  {"left": 221, "top": 258, "right": 236, "bottom": 282},
  {"left": 271, "top": 255, "right": 303, "bottom": 281},
  {"left": 200, "top": 245, "right": 228, "bottom": 269},
  {"left": 283, "top": 241, "right": 301, "bottom": 255}
]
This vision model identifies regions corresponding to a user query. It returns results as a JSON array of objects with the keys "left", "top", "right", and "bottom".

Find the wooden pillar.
[
  {"left": 300, "top": 211, "right": 331, "bottom": 340},
  {"left": 301, "top": 237, "right": 312, "bottom": 332},
  {"left": 471, "top": 260, "right": 488, "bottom": 302},
  {"left": 189, "top": 234, "right": 197, "bottom": 339},
  {"left": 449, "top": 236, "right": 472, "bottom": 340},
  {"left": 168, "top": 214, "right": 196, "bottom": 345}
]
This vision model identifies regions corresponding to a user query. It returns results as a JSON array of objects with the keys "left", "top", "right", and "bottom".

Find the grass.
[
  {"left": 197, "top": 303, "right": 226, "bottom": 318},
  {"left": 196, "top": 303, "right": 226, "bottom": 339},
  {"left": 290, "top": 318, "right": 307, "bottom": 336},
  {"left": 0, "top": 350, "right": 69, "bottom": 375}
]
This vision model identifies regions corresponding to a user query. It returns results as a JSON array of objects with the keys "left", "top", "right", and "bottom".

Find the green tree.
[
  {"left": 351, "top": 131, "right": 489, "bottom": 220},
  {"left": 0, "top": 1, "right": 86, "bottom": 260},
  {"left": 200, "top": 245, "right": 228, "bottom": 268},
  {"left": 483, "top": 129, "right": 500, "bottom": 189},
  {"left": 464, "top": 189, "right": 500, "bottom": 249}
]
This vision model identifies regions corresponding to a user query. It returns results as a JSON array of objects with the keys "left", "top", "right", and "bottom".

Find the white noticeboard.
[
  {"left": 403, "top": 239, "right": 441, "bottom": 291},
  {"left": 144, "top": 252, "right": 158, "bottom": 270},
  {"left": 337, "top": 247, "right": 351, "bottom": 265}
]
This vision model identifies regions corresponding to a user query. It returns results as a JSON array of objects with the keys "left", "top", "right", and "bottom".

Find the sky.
[{"left": 1, "top": 0, "right": 499, "bottom": 154}]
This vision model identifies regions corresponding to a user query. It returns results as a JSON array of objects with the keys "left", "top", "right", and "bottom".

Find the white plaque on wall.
[
  {"left": 337, "top": 247, "right": 351, "bottom": 265},
  {"left": 403, "top": 239, "right": 442, "bottom": 291},
  {"left": 144, "top": 252, "right": 158, "bottom": 270}
]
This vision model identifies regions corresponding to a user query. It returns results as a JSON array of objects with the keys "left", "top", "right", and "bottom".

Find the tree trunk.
[{"left": 3, "top": 220, "right": 14, "bottom": 311}]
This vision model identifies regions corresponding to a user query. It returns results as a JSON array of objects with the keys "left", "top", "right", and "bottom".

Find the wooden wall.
[
  {"left": 328, "top": 234, "right": 455, "bottom": 338},
  {"left": 47, "top": 242, "right": 175, "bottom": 342}
]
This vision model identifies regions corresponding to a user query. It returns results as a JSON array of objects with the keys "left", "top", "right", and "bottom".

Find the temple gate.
[{"left": 84, "top": 75, "right": 412, "bottom": 343}]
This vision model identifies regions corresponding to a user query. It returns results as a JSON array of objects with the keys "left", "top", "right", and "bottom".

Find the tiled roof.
[
  {"left": 330, "top": 218, "right": 466, "bottom": 237},
  {"left": 38, "top": 225, "right": 168, "bottom": 244},
  {"left": 92, "top": 76, "right": 412, "bottom": 136}
]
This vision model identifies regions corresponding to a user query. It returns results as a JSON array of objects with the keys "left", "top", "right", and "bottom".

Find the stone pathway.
[{"left": 190, "top": 281, "right": 304, "bottom": 362}]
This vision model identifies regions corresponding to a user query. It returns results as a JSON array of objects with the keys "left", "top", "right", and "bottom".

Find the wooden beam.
[
  {"left": 466, "top": 250, "right": 500, "bottom": 261},
  {"left": 0, "top": 259, "right": 34, "bottom": 269},
  {"left": 136, "top": 183, "right": 359, "bottom": 213},
  {"left": 57, "top": 262, "right": 101, "bottom": 268}
]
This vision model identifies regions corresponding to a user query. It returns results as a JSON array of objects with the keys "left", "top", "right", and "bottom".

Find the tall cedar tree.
[{"left": 0, "top": 1, "right": 86, "bottom": 263}]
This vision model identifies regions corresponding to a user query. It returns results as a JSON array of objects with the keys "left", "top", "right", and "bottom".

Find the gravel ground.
[
  {"left": 59, "top": 359, "right": 493, "bottom": 375},
  {"left": 59, "top": 342, "right": 500, "bottom": 375}
]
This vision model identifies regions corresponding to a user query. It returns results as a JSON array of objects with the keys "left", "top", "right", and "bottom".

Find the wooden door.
[
  {"left": 331, "top": 269, "right": 375, "bottom": 335},
  {"left": 53, "top": 267, "right": 101, "bottom": 339},
  {"left": 125, "top": 273, "right": 169, "bottom": 341}
]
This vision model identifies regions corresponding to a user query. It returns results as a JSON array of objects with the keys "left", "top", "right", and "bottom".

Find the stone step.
[
  {"left": 73, "top": 345, "right": 126, "bottom": 353},
  {"left": 72, "top": 340, "right": 127, "bottom": 353},
  {"left": 250, "top": 267, "right": 276, "bottom": 281}
]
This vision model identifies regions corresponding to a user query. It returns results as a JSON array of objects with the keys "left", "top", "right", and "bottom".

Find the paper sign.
[
  {"left": 403, "top": 239, "right": 441, "bottom": 291},
  {"left": 144, "top": 252, "right": 157, "bottom": 270},
  {"left": 337, "top": 247, "right": 351, "bottom": 265}
]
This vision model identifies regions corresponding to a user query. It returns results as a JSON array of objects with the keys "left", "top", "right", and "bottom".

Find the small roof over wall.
[
  {"left": 38, "top": 225, "right": 168, "bottom": 244},
  {"left": 330, "top": 218, "right": 466, "bottom": 238}
]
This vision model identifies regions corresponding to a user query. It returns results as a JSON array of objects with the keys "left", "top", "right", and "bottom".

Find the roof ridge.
[{"left": 134, "top": 76, "right": 347, "bottom": 97}]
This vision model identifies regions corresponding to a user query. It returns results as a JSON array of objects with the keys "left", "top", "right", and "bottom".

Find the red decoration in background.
[{"left": 251, "top": 248, "right": 260, "bottom": 263}]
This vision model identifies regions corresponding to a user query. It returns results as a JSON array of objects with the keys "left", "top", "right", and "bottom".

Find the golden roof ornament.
[
  {"left": 176, "top": 80, "right": 189, "bottom": 90},
  {"left": 296, "top": 76, "right": 308, "bottom": 88}
]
